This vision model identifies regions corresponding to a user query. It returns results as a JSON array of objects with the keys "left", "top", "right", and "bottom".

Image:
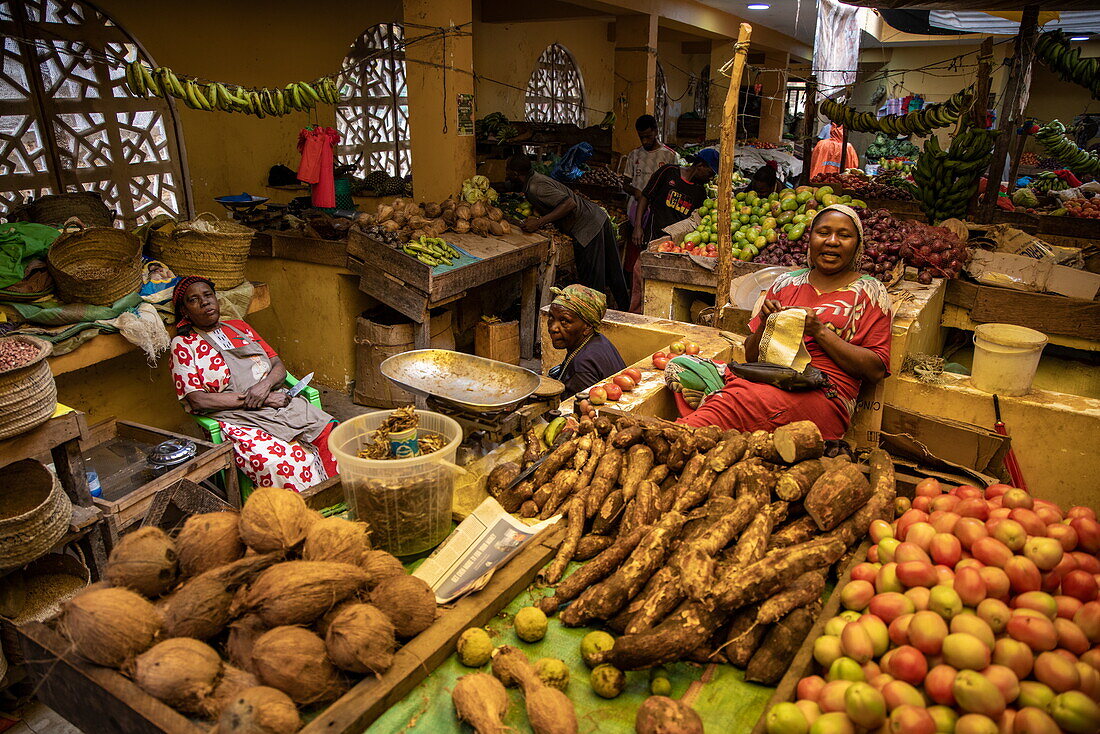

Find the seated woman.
[
  {"left": 169, "top": 276, "right": 337, "bottom": 491},
  {"left": 546, "top": 284, "right": 626, "bottom": 397},
  {"left": 680, "top": 204, "right": 891, "bottom": 440}
]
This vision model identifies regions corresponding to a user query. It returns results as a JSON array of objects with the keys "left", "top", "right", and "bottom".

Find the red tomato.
[
  {"left": 669, "top": 342, "right": 686, "bottom": 355},
  {"left": 652, "top": 356, "right": 669, "bottom": 370},
  {"left": 683, "top": 341, "right": 700, "bottom": 355},
  {"left": 622, "top": 368, "right": 642, "bottom": 383}
]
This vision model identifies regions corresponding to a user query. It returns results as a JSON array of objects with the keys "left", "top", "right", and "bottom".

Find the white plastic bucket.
[
  {"left": 971, "top": 323, "right": 1048, "bottom": 397},
  {"left": 330, "top": 410, "right": 462, "bottom": 556}
]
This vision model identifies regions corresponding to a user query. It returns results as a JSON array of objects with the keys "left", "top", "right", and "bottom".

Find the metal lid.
[{"left": 148, "top": 438, "right": 197, "bottom": 468}]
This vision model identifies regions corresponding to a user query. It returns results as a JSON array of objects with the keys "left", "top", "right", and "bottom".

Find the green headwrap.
[
  {"left": 807, "top": 203, "right": 865, "bottom": 271},
  {"left": 550, "top": 284, "right": 607, "bottom": 329}
]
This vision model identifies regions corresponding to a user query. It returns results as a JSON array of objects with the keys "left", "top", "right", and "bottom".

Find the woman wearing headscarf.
[
  {"left": 546, "top": 284, "right": 626, "bottom": 397},
  {"left": 168, "top": 276, "right": 337, "bottom": 491},
  {"left": 678, "top": 204, "right": 891, "bottom": 440}
]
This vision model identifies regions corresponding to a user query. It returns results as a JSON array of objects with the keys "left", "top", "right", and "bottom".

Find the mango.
[
  {"left": 1049, "top": 690, "right": 1100, "bottom": 734},
  {"left": 1012, "top": 707, "right": 1062, "bottom": 734},
  {"left": 950, "top": 615, "right": 996, "bottom": 650},
  {"left": 1016, "top": 680, "right": 1055, "bottom": 709},
  {"left": 927, "top": 705, "right": 958, "bottom": 733},
  {"left": 808, "top": 712, "right": 855, "bottom": 734},
  {"left": 827, "top": 657, "right": 865, "bottom": 683},
  {"left": 840, "top": 623, "right": 874, "bottom": 664},
  {"left": 952, "top": 669, "right": 1006, "bottom": 718},
  {"left": 843, "top": 682, "right": 885, "bottom": 729},
  {"left": 765, "top": 702, "right": 809, "bottom": 734},
  {"left": 929, "top": 584, "right": 964, "bottom": 620},
  {"left": 954, "top": 713, "right": 998, "bottom": 734},
  {"left": 908, "top": 610, "right": 949, "bottom": 655}
]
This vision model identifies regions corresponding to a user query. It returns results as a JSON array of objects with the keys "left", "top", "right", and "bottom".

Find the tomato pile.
[
  {"left": 1065, "top": 199, "right": 1100, "bottom": 219},
  {"left": 764, "top": 479, "right": 1100, "bottom": 734}
]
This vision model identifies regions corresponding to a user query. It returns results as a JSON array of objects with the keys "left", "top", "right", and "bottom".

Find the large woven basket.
[
  {"left": 0, "top": 336, "right": 56, "bottom": 441},
  {"left": 8, "top": 192, "right": 113, "bottom": 228},
  {"left": 47, "top": 225, "right": 142, "bottom": 305},
  {"left": 151, "top": 212, "right": 254, "bottom": 289},
  {"left": 0, "top": 460, "right": 72, "bottom": 569}
]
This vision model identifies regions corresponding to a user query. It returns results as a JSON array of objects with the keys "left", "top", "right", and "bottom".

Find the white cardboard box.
[{"left": 966, "top": 249, "right": 1100, "bottom": 301}]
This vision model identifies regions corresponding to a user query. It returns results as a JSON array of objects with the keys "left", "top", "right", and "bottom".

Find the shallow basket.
[
  {"left": 47, "top": 226, "right": 142, "bottom": 305},
  {"left": 0, "top": 336, "right": 56, "bottom": 441},
  {"left": 8, "top": 192, "right": 113, "bottom": 228},
  {"left": 0, "top": 460, "right": 72, "bottom": 569},
  {"left": 152, "top": 212, "right": 254, "bottom": 289}
]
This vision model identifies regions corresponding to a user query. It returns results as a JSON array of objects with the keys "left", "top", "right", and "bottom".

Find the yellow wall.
[
  {"left": 94, "top": 0, "right": 400, "bottom": 210},
  {"left": 472, "top": 18, "right": 615, "bottom": 126},
  {"left": 656, "top": 41, "right": 709, "bottom": 143}
]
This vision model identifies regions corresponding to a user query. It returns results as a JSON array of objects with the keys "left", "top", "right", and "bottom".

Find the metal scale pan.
[{"left": 380, "top": 349, "right": 541, "bottom": 414}]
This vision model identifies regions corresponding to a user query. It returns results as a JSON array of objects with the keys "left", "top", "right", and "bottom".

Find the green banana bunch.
[
  {"left": 1036, "top": 31, "right": 1100, "bottom": 100},
  {"left": 402, "top": 236, "right": 461, "bottom": 267},
  {"left": 912, "top": 125, "right": 996, "bottom": 223},
  {"left": 820, "top": 91, "right": 971, "bottom": 135},
  {"left": 123, "top": 61, "right": 341, "bottom": 118},
  {"left": 1034, "top": 120, "right": 1100, "bottom": 176}
]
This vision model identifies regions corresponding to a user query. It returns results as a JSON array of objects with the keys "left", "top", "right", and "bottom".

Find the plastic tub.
[
  {"left": 971, "top": 323, "right": 1048, "bottom": 397},
  {"left": 329, "top": 410, "right": 462, "bottom": 556}
]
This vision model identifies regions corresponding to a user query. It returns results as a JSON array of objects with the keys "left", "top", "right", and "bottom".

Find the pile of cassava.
[
  {"left": 485, "top": 414, "right": 896, "bottom": 683},
  {"left": 51, "top": 487, "right": 438, "bottom": 733}
]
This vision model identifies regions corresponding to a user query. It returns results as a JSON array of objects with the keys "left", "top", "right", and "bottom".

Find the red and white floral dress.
[{"left": 169, "top": 320, "right": 322, "bottom": 491}]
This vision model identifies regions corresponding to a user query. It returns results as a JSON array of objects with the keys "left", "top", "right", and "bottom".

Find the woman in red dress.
[{"left": 681, "top": 204, "right": 891, "bottom": 440}]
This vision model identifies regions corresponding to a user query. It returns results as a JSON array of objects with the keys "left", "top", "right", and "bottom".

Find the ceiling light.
[
  {"left": 1069, "top": 36, "right": 1089, "bottom": 41},
  {"left": 747, "top": 3, "right": 771, "bottom": 9}
]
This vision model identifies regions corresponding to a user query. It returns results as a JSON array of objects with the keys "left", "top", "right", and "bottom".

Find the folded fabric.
[
  {"left": 664, "top": 355, "right": 726, "bottom": 396},
  {"left": 758, "top": 307, "right": 812, "bottom": 371},
  {"left": 12, "top": 292, "right": 142, "bottom": 326},
  {"left": 0, "top": 222, "right": 59, "bottom": 289}
]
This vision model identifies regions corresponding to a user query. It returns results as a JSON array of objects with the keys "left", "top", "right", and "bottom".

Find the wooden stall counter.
[{"left": 347, "top": 227, "right": 549, "bottom": 360}]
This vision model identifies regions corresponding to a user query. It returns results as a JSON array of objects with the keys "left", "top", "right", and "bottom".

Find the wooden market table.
[{"left": 346, "top": 227, "right": 550, "bottom": 360}]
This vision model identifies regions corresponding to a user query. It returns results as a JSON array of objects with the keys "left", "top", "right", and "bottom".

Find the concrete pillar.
[
  {"left": 758, "top": 51, "right": 789, "bottom": 144},
  {"left": 612, "top": 13, "right": 658, "bottom": 155},
  {"left": 403, "top": 0, "right": 476, "bottom": 202},
  {"left": 707, "top": 40, "right": 735, "bottom": 140}
]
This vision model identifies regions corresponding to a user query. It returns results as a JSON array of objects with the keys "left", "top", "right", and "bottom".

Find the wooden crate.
[
  {"left": 18, "top": 516, "right": 563, "bottom": 734},
  {"left": 80, "top": 420, "right": 236, "bottom": 531},
  {"left": 749, "top": 541, "right": 870, "bottom": 734}
]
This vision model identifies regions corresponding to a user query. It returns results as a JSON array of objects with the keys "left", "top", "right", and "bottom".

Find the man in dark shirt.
[
  {"left": 631, "top": 147, "right": 718, "bottom": 247},
  {"left": 506, "top": 154, "right": 629, "bottom": 311}
]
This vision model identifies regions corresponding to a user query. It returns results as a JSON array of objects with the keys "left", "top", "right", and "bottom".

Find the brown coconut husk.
[
  {"left": 238, "top": 487, "right": 313, "bottom": 554},
  {"left": 204, "top": 665, "right": 260, "bottom": 719},
  {"left": 302, "top": 517, "right": 371, "bottom": 566},
  {"left": 369, "top": 575, "right": 437, "bottom": 638},
  {"left": 163, "top": 553, "right": 283, "bottom": 640},
  {"left": 360, "top": 550, "right": 404, "bottom": 588},
  {"left": 245, "top": 561, "right": 368, "bottom": 626},
  {"left": 227, "top": 615, "right": 267, "bottom": 675},
  {"left": 251, "top": 626, "right": 346, "bottom": 705},
  {"left": 324, "top": 603, "right": 395, "bottom": 676},
  {"left": 176, "top": 512, "right": 244, "bottom": 578},
  {"left": 216, "top": 685, "right": 301, "bottom": 734},
  {"left": 105, "top": 526, "right": 179, "bottom": 598},
  {"left": 315, "top": 600, "right": 356, "bottom": 639},
  {"left": 59, "top": 586, "right": 162, "bottom": 668},
  {"left": 132, "top": 637, "right": 223, "bottom": 714}
]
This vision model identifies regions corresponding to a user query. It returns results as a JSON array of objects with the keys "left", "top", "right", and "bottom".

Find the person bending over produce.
[
  {"left": 679, "top": 204, "right": 891, "bottom": 440},
  {"left": 746, "top": 162, "right": 780, "bottom": 197},
  {"left": 546, "top": 284, "right": 626, "bottom": 397},
  {"left": 506, "top": 154, "right": 629, "bottom": 311},
  {"left": 810, "top": 123, "right": 859, "bottom": 179},
  {"left": 169, "top": 276, "right": 337, "bottom": 491}
]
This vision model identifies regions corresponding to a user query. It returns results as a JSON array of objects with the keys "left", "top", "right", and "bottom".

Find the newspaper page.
[{"left": 413, "top": 496, "right": 561, "bottom": 604}]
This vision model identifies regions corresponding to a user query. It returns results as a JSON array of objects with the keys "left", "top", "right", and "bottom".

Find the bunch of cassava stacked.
[
  {"left": 54, "top": 487, "right": 437, "bottom": 734},
  {"left": 487, "top": 414, "right": 895, "bottom": 680}
]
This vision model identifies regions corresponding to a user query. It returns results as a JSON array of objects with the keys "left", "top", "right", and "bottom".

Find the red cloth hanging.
[{"left": 297, "top": 127, "right": 341, "bottom": 208}]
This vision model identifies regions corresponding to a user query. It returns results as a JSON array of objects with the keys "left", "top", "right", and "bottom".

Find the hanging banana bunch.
[
  {"left": 912, "top": 125, "right": 997, "bottom": 223},
  {"left": 819, "top": 90, "right": 972, "bottom": 135},
  {"left": 1035, "top": 31, "right": 1100, "bottom": 100},
  {"left": 124, "top": 61, "right": 340, "bottom": 118},
  {"left": 1034, "top": 120, "right": 1100, "bottom": 176}
]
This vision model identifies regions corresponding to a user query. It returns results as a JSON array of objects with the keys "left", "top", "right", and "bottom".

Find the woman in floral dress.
[{"left": 169, "top": 276, "right": 337, "bottom": 491}]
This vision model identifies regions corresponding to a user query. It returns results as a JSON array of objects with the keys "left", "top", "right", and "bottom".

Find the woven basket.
[
  {"left": 0, "top": 336, "right": 56, "bottom": 441},
  {"left": 0, "top": 460, "right": 72, "bottom": 569},
  {"left": 8, "top": 192, "right": 113, "bottom": 228},
  {"left": 153, "top": 212, "right": 254, "bottom": 289},
  {"left": 47, "top": 225, "right": 142, "bottom": 305}
]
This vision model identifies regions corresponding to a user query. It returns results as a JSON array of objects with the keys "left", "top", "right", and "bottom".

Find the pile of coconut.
[
  {"left": 355, "top": 198, "right": 512, "bottom": 242},
  {"left": 53, "top": 487, "right": 438, "bottom": 734}
]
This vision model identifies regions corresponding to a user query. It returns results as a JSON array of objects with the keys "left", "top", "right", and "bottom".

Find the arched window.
[
  {"left": 0, "top": 0, "right": 190, "bottom": 226},
  {"left": 694, "top": 65, "right": 710, "bottom": 118},
  {"left": 525, "top": 44, "right": 585, "bottom": 127},
  {"left": 336, "top": 22, "right": 410, "bottom": 178},
  {"left": 654, "top": 61, "right": 668, "bottom": 139}
]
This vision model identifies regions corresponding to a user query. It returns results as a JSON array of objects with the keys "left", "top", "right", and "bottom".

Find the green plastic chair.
[{"left": 193, "top": 372, "right": 322, "bottom": 501}]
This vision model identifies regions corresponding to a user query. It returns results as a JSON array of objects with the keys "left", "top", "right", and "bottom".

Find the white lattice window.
[
  {"left": 654, "top": 61, "right": 668, "bottom": 139},
  {"left": 0, "top": 0, "right": 189, "bottom": 226},
  {"left": 525, "top": 44, "right": 585, "bottom": 127},
  {"left": 336, "top": 23, "right": 410, "bottom": 179}
]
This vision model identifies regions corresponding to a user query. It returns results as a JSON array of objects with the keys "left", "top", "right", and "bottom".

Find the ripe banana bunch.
[
  {"left": 820, "top": 91, "right": 971, "bottom": 135},
  {"left": 125, "top": 61, "right": 341, "bottom": 118},
  {"left": 912, "top": 126, "right": 997, "bottom": 223},
  {"left": 1035, "top": 120, "right": 1100, "bottom": 176},
  {"left": 1036, "top": 31, "right": 1100, "bottom": 100}
]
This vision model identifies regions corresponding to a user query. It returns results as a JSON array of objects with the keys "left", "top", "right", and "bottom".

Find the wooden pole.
[
  {"left": 839, "top": 124, "right": 850, "bottom": 173},
  {"left": 715, "top": 23, "right": 753, "bottom": 310},
  {"left": 978, "top": 5, "right": 1040, "bottom": 223},
  {"left": 800, "top": 75, "right": 818, "bottom": 186},
  {"left": 965, "top": 38, "right": 995, "bottom": 216}
]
